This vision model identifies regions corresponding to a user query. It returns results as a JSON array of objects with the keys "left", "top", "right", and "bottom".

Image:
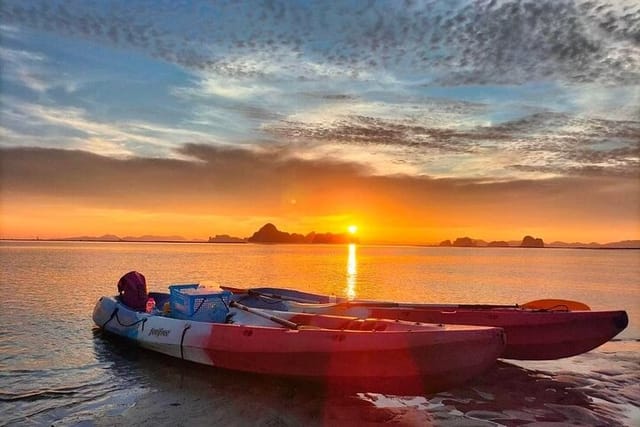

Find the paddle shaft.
[
  {"left": 246, "top": 289, "right": 590, "bottom": 311},
  {"left": 230, "top": 301, "right": 299, "bottom": 329},
  {"left": 248, "top": 290, "right": 519, "bottom": 310},
  {"left": 247, "top": 289, "right": 321, "bottom": 304},
  {"left": 345, "top": 300, "right": 522, "bottom": 310}
]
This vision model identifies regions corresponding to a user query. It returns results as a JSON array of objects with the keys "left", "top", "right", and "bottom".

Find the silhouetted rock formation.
[
  {"left": 248, "top": 224, "right": 357, "bottom": 244},
  {"left": 306, "top": 232, "right": 352, "bottom": 244},
  {"left": 521, "top": 235, "right": 544, "bottom": 247},
  {"left": 208, "top": 234, "right": 247, "bottom": 243},
  {"left": 488, "top": 241, "right": 510, "bottom": 247},
  {"left": 248, "top": 223, "right": 304, "bottom": 243},
  {"left": 453, "top": 237, "right": 476, "bottom": 247},
  {"left": 439, "top": 239, "right": 452, "bottom": 246}
]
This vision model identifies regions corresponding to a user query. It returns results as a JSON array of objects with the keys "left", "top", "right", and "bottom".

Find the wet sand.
[{"left": 69, "top": 340, "right": 639, "bottom": 427}]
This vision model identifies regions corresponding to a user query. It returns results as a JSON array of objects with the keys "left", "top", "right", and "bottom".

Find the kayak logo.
[{"left": 149, "top": 328, "right": 171, "bottom": 337}]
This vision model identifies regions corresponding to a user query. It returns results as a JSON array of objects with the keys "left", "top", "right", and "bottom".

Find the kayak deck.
[{"left": 225, "top": 286, "right": 628, "bottom": 360}]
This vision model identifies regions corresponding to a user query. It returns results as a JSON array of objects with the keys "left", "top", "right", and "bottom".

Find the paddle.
[
  {"left": 229, "top": 301, "right": 299, "bottom": 329},
  {"left": 246, "top": 289, "right": 322, "bottom": 304},
  {"left": 349, "top": 299, "right": 591, "bottom": 311},
  {"left": 240, "top": 288, "right": 591, "bottom": 312},
  {"left": 244, "top": 289, "right": 521, "bottom": 310}
]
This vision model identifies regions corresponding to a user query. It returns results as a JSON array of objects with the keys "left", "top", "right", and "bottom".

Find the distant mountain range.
[
  {"left": 59, "top": 234, "right": 193, "bottom": 242},
  {"left": 547, "top": 240, "right": 640, "bottom": 249},
  {"left": 34, "top": 232, "right": 639, "bottom": 248}
]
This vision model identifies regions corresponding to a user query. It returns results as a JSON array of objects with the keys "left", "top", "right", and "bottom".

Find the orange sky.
[{"left": 1, "top": 146, "right": 638, "bottom": 244}]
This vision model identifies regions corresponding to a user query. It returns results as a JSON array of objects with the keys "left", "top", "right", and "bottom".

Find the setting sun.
[{"left": 347, "top": 225, "right": 358, "bottom": 235}]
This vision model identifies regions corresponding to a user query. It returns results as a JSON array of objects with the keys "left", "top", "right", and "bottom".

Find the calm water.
[{"left": 1, "top": 241, "right": 638, "bottom": 426}]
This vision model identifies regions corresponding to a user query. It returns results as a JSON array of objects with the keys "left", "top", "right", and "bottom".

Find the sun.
[{"left": 347, "top": 225, "right": 358, "bottom": 235}]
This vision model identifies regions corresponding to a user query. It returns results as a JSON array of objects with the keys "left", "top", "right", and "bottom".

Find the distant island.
[
  {"left": 439, "top": 235, "right": 548, "bottom": 248},
  {"left": 208, "top": 234, "right": 247, "bottom": 243},
  {"left": 248, "top": 223, "right": 358, "bottom": 244},
  {"left": 439, "top": 236, "right": 639, "bottom": 249},
  {"left": 438, "top": 236, "right": 545, "bottom": 247}
]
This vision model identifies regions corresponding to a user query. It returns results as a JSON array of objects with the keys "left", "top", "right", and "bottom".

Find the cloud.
[
  {"left": 0, "top": 144, "right": 370, "bottom": 217},
  {"left": 1, "top": 98, "right": 222, "bottom": 157},
  {"left": 266, "top": 107, "right": 640, "bottom": 179},
  {"left": 173, "top": 73, "right": 279, "bottom": 101},
  {"left": 1, "top": 144, "right": 638, "bottom": 234},
  {"left": 3, "top": 0, "right": 638, "bottom": 86},
  {"left": 1, "top": 1, "right": 638, "bottom": 186},
  {"left": 4, "top": 89, "right": 637, "bottom": 181},
  {"left": 0, "top": 45, "right": 50, "bottom": 92}
]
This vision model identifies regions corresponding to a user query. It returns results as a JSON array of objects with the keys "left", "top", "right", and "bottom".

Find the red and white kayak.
[
  {"left": 223, "top": 286, "right": 629, "bottom": 361},
  {"left": 93, "top": 292, "right": 506, "bottom": 394}
]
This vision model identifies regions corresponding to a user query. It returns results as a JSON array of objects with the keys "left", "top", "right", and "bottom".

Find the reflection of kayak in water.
[
  {"left": 223, "top": 286, "right": 629, "bottom": 360},
  {"left": 92, "top": 285, "right": 506, "bottom": 394}
]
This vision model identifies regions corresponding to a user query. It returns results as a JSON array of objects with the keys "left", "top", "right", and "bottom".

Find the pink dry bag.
[{"left": 117, "top": 271, "right": 148, "bottom": 311}]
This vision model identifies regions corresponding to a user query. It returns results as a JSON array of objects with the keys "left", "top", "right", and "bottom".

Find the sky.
[{"left": 1, "top": 0, "right": 639, "bottom": 244}]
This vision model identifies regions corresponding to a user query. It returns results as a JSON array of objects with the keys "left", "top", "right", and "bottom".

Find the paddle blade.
[{"left": 522, "top": 299, "right": 590, "bottom": 311}]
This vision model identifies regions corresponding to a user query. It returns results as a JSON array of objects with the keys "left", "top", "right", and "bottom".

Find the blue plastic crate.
[
  {"left": 169, "top": 284, "right": 199, "bottom": 314},
  {"left": 169, "top": 284, "right": 231, "bottom": 322}
]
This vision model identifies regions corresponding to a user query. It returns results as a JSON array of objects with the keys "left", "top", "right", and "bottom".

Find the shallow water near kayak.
[{"left": 1, "top": 241, "right": 638, "bottom": 426}]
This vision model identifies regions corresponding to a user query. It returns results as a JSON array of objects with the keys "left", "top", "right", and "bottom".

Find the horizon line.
[{"left": 1, "top": 236, "right": 639, "bottom": 249}]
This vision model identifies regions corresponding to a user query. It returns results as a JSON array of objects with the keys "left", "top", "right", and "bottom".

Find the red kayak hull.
[
  {"left": 204, "top": 320, "right": 505, "bottom": 394},
  {"left": 361, "top": 307, "right": 628, "bottom": 360},
  {"left": 93, "top": 296, "right": 506, "bottom": 394}
]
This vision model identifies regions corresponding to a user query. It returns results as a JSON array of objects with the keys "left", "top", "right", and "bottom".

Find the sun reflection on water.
[{"left": 345, "top": 243, "right": 357, "bottom": 300}]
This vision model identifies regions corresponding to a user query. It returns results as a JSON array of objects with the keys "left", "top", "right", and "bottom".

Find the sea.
[{"left": 0, "top": 241, "right": 638, "bottom": 426}]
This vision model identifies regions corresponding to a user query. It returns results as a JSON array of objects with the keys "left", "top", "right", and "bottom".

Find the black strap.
[
  {"left": 103, "top": 307, "right": 148, "bottom": 329},
  {"left": 188, "top": 296, "right": 231, "bottom": 318},
  {"left": 102, "top": 307, "right": 119, "bottom": 328},
  {"left": 219, "top": 296, "right": 230, "bottom": 311},
  {"left": 180, "top": 324, "right": 191, "bottom": 359},
  {"left": 192, "top": 298, "right": 207, "bottom": 316}
]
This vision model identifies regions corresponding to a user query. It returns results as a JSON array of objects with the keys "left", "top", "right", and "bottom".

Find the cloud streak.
[
  {"left": 1, "top": 97, "right": 224, "bottom": 157},
  {"left": 267, "top": 109, "right": 640, "bottom": 179},
  {"left": 2, "top": 144, "right": 638, "bottom": 240}
]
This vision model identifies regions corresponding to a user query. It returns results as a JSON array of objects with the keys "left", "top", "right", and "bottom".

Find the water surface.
[{"left": 1, "top": 242, "right": 638, "bottom": 425}]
